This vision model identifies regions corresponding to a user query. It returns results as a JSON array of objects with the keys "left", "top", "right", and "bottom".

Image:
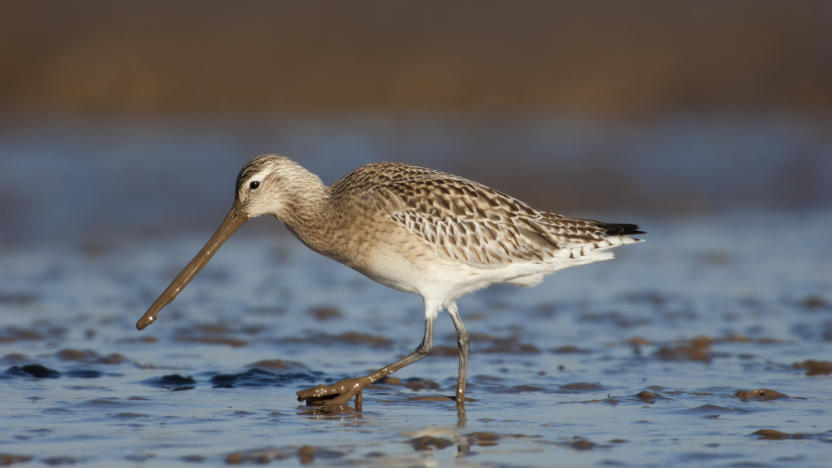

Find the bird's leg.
[
  {"left": 297, "top": 313, "right": 435, "bottom": 408},
  {"left": 447, "top": 302, "right": 469, "bottom": 406}
]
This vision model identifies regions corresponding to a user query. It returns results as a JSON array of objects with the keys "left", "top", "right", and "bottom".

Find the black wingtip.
[{"left": 603, "top": 223, "right": 646, "bottom": 236}]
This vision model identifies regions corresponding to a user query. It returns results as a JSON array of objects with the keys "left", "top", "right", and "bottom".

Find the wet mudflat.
[{"left": 1, "top": 209, "right": 831, "bottom": 467}]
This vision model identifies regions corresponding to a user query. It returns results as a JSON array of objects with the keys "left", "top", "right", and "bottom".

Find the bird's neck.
[{"left": 277, "top": 174, "right": 335, "bottom": 253}]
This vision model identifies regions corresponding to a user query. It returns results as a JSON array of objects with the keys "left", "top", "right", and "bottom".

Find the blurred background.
[
  {"left": 2, "top": 4, "right": 832, "bottom": 465},
  {"left": 1, "top": 0, "right": 831, "bottom": 247}
]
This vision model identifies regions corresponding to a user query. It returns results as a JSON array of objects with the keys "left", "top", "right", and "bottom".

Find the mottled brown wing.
[{"left": 354, "top": 163, "right": 612, "bottom": 267}]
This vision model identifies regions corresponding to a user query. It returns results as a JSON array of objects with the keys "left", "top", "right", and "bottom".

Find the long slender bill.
[{"left": 136, "top": 201, "right": 247, "bottom": 330}]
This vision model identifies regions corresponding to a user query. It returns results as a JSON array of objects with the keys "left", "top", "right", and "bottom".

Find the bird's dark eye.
[{"left": 249, "top": 180, "right": 260, "bottom": 190}]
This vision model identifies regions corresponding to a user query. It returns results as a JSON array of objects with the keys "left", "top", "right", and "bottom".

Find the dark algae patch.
[
  {"left": 42, "top": 455, "right": 80, "bottom": 465},
  {"left": 793, "top": 359, "right": 832, "bottom": 376},
  {"left": 54, "top": 349, "right": 127, "bottom": 364},
  {"left": 245, "top": 359, "right": 305, "bottom": 371},
  {"left": 559, "top": 382, "right": 603, "bottom": 392},
  {"left": 308, "top": 305, "right": 342, "bottom": 321},
  {"left": 409, "top": 436, "right": 454, "bottom": 451},
  {"left": 563, "top": 436, "right": 599, "bottom": 451},
  {"left": 225, "top": 445, "right": 344, "bottom": 465},
  {"left": 735, "top": 389, "right": 788, "bottom": 401},
  {"left": 407, "top": 395, "right": 456, "bottom": 402},
  {"left": 0, "top": 454, "right": 32, "bottom": 466},
  {"left": 551, "top": 345, "right": 590, "bottom": 354},
  {"left": 0, "top": 326, "right": 46, "bottom": 342},
  {"left": 752, "top": 429, "right": 832, "bottom": 442},
  {"left": 144, "top": 374, "right": 196, "bottom": 391},
  {"left": 465, "top": 431, "right": 500, "bottom": 447},
  {"left": 800, "top": 295, "right": 831, "bottom": 311},
  {"left": 655, "top": 335, "right": 713, "bottom": 362},
  {"left": 635, "top": 390, "right": 661, "bottom": 403},
  {"left": 5, "top": 364, "right": 60, "bottom": 379},
  {"left": 65, "top": 369, "right": 104, "bottom": 379},
  {"left": 753, "top": 429, "right": 806, "bottom": 440},
  {"left": 226, "top": 448, "right": 286, "bottom": 464}
]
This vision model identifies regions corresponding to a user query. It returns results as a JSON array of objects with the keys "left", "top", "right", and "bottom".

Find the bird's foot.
[{"left": 297, "top": 376, "right": 371, "bottom": 410}]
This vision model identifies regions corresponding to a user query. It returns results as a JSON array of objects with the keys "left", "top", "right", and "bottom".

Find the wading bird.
[{"left": 137, "top": 154, "right": 643, "bottom": 409}]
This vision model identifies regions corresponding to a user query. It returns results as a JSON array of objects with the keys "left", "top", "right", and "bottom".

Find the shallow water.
[
  {"left": 1, "top": 116, "right": 831, "bottom": 466},
  {"left": 1, "top": 208, "right": 831, "bottom": 467}
]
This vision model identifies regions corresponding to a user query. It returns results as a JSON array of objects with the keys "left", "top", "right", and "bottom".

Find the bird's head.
[
  {"left": 136, "top": 153, "right": 320, "bottom": 330},
  {"left": 235, "top": 154, "right": 324, "bottom": 220}
]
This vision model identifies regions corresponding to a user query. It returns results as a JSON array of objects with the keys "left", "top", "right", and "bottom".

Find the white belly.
[{"left": 354, "top": 239, "right": 615, "bottom": 307}]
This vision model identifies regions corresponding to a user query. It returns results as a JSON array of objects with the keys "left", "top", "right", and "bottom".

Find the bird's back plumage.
[{"left": 329, "top": 161, "right": 643, "bottom": 271}]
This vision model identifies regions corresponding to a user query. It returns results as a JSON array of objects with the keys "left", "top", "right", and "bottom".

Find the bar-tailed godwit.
[{"left": 137, "top": 154, "right": 644, "bottom": 409}]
